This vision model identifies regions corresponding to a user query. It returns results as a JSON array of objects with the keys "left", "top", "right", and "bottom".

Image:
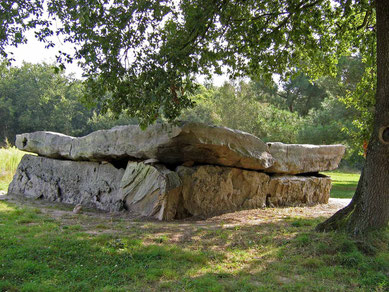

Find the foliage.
[
  {"left": 298, "top": 95, "right": 364, "bottom": 167},
  {"left": 0, "top": 62, "right": 94, "bottom": 143},
  {"left": 0, "top": 0, "right": 377, "bottom": 127},
  {"left": 316, "top": 55, "right": 374, "bottom": 158},
  {"left": 181, "top": 82, "right": 303, "bottom": 143},
  {"left": 181, "top": 66, "right": 366, "bottom": 167},
  {"left": 0, "top": 62, "right": 164, "bottom": 143},
  {"left": 279, "top": 73, "right": 327, "bottom": 116},
  {"left": 0, "top": 198, "right": 387, "bottom": 291},
  {"left": 0, "top": 0, "right": 49, "bottom": 60},
  {"left": 340, "top": 66, "right": 375, "bottom": 152},
  {"left": 0, "top": 57, "right": 368, "bottom": 168},
  {"left": 0, "top": 1, "right": 376, "bottom": 169},
  {"left": 87, "top": 110, "right": 139, "bottom": 132}
]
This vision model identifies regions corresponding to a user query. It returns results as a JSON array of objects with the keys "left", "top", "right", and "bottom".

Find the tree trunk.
[{"left": 316, "top": 0, "right": 389, "bottom": 235}]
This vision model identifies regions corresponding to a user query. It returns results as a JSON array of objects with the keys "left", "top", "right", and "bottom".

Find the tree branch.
[{"left": 356, "top": 9, "right": 372, "bottom": 30}]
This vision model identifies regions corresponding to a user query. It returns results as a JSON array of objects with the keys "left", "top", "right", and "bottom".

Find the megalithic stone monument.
[{"left": 9, "top": 122, "right": 345, "bottom": 220}]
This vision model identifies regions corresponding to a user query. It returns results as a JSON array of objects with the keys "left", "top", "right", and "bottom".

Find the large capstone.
[
  {"left": 265, "top": 142, "right": 346, "bottom": 174},
  {"left": 16, "top": 122, "right": 274, "bottom": 171},
  {"left": 121, "top": 162, "right": 182, "bottom": 220},
  {"left": 8, "top": 155, "right": 125, "bottom": 212}
]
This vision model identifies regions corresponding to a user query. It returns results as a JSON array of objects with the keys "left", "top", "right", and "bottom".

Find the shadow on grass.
[{"left": 0, "top": 201, "right": 387, "bottom": 292}]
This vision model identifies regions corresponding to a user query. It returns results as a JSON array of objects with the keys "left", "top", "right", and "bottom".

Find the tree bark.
[{"left": 316, "top": 0, "right": 389, "bottom": 235}]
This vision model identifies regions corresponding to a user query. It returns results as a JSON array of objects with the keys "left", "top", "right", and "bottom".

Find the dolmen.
[{"left": 9, "top": 122, "right": 345, "bottom": 220}]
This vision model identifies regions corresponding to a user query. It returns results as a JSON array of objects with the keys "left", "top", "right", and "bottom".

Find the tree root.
[{"left": 316, "top": 168, "right": 364, "bottom": 232}]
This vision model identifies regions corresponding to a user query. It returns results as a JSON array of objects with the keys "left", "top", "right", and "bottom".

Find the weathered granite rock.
[
  {"left": 15, "top": 122, "right": 274, "bottom": 171},
  {"left": 176, "top": 165, "right": 270, "bottom": 217},
  {"left": 8, "top": 155, "right": 125, "bottom": 212},
  {"left": 175, "top": 165, "right": 331, "bottom": 217},
  {"left": 15, "top": 132, "right": 75, "bottom": 159},
  {"left": 8, "top": 156, "right": 332, "bottom": 219},
  {"left": 267, "top": 175, "right": 331, "bottom": 206},
  {"left": 121, "top": 162, "right": 182, "bottom": 220},
  {"left": 265, "top": 142, "right": 346, "bottom": 174}
]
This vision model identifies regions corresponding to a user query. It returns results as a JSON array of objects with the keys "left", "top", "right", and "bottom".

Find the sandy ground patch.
[{"left": 0, "top": 193, "right": 350, "bottom": 227}]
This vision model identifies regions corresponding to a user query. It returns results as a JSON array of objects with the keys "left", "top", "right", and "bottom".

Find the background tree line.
[
  {"left": 0, "top": 56, "right": 369, "bottom": 169},
  {"left": 0, "top": 61, "right": 137, "bottom": 145}
]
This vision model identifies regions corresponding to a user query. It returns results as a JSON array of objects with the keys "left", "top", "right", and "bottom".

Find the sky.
[
  {"left": 9, "top": 34, "right": 282, "bottom": 87},
  {"left": 9, "top": 31, "right": 231, "bottom": 86},
  {"left": 10, "top": 32, "right": 84, "bottom": 79}
]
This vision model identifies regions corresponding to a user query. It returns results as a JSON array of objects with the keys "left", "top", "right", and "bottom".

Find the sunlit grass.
[
  {"left": 0, "top": 200, "right": 387, "bottom": 291},
  {"left": 323, "top": 171, "right": 360, "bottom": 199},
  {"left": 0, "top": 146, "right": 28, "bottom": 192}
]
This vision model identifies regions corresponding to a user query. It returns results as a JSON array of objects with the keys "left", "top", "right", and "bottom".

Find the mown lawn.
[
  {"left": 0, "top": 199, "right": 387, "bottom": 292},
  {"left": 322, "top": 171, "right": 361, "bottom": 199}
]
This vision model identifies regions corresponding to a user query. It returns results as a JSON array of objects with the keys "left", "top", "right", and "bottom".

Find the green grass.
[
  {"left": 0, "top": 146, "right": 27, "bottom": 192},
  {"left": 322, "top": 171, "right": 361, "bottom": 199},
  {"left": 0, "top": 201, "right": 387, "bottom": 291}
]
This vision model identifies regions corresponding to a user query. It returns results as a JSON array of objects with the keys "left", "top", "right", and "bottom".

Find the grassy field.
[
  {"left": 0, "top": 200, "right": 388, "bottom": 291},
  {"left": 0, "top": 146, "right": 26, "bottom": 192},
  {"left": 323, "top": 171, "right": 360, "bottom": 199}
]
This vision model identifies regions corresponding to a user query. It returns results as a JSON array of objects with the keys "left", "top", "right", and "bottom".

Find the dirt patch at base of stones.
[{"left": 1, "top": 194, "right": 350, "bottom": 231}]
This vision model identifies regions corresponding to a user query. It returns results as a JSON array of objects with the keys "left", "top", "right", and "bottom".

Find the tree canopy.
[
  {"left": 0, "top": 0, "right": 376, "bottom": 126},
  {"left": 0, "top": 62, "right": 94, "bottom": 142}
]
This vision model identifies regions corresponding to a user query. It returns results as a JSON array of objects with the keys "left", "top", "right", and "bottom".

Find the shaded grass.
[
  {"left": 0, "top": 146, "right": 27, "bottom": 192},
  {"left": 0, "top": 201, "right": 387, "bottom": 291},
  {"left": 322, "top": 171, "right": 360, "bottom": 199}
]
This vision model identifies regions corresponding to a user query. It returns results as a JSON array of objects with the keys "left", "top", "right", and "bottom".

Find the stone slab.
[
  {"left": 8, "top": 155, "right": 125, "bottom": 212},
  {"left": 176, "top": 165, "right": 270, "bottom": 217},
  {"left": 176, "top": 165, "right": 331, "bottom": 217},
  {"left": 16, "top": 122, "right": 274, "bottom": 171},
  {"left": 267, "top": 174, "right": 331, "bottom": 206},
  {"left": 265, "top": 142, "right": 346, "bottom": 174},
  {"left": 121, "top": 162, "right": 182, "bottom": 220},
  {"left": 8, "top": 157, "right": 332, "bottom": 220}
]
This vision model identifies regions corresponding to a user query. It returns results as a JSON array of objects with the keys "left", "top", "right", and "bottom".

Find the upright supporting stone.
[
  {"left": 267, "top": 175, "right": 332, "bottom": 206},
  {"left": 121, "top": 162, "right": 182, "bottom": 220},
  {"left": 176, "top": 165, "right": 270, "bottom": 217},
  {"left": 8, "top": 155, "right": 125, "bottom": 212}
]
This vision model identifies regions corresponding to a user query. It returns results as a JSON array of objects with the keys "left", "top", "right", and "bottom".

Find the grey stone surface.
[
  {"left": 15, "top": 131, "right": 74, "bottom": 159},
  {"left": 265, "top": 142, "right": 346, "bottom": 174},
  {"left": 267, "top": 175, "right": 331, "bottom": 206},
  {"left": 176, "top": 165, "right": 331, "bottom": 217},
  {"left": 8, "top": 155, "right": 125, "bottom": 212},
  {"left": 121, "top": 162, "right": 182, "bottom": 220},
  {"left": 8, "top": 156, "right": 332, "bottom": 220},
  {"left": 15, "top": 122, "right": 274, "bottom": 171},
  {"left": 176, "top": 165, "right": 270, "bottom": 217}
]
